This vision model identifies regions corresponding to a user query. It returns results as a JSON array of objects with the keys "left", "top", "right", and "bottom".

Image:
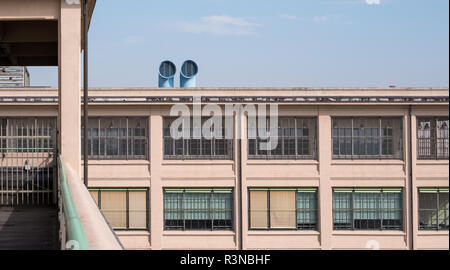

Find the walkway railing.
[
  {"left": 58, "top": 156, "right": 90, "bottom": 250},
  {"left": 58, "top": 156, "right": 123, "bottom": 250}
]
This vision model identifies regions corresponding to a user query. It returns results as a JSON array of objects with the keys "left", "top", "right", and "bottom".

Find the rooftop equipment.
[
  {"left": 180, "top": 60, "right": 198, "bottom": 88},
  {"left": 158, "top": 61, "right": 176, "bottom": 88},
  {"left": 0, "top": 66, "right": 30, "bottom": 87}
]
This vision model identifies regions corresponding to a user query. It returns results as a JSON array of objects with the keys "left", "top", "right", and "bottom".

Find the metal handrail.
[{"left": 58, "top": 156, "right": 90, "bottom": 250}]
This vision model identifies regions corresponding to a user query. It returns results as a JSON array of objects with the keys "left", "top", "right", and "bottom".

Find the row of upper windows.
[
  {"left": 89, "top": 187, "right": 449, "bottom": 232},
  {"left": 80, "top": 116, "right": 449, "bottom": 161}
]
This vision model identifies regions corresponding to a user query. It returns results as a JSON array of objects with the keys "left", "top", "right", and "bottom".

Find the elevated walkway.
[{"left": 0, "top": 206, "right": 58, "bottom": 250}]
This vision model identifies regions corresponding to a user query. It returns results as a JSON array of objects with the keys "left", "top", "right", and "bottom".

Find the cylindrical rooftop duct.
[
  {"left": 180, "top": 60, "right": 198, "bottom": 88},
  {"left": 159, "top": 61, "right": 176, "bottom": 88}
]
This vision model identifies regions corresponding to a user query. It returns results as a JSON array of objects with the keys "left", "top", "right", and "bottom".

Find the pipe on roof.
[
  {"left": 158, "top": 61, "right": 176, "bottom": 88},
  {"left": 180, "top": 60, "right": 198, "bottom": 88}
]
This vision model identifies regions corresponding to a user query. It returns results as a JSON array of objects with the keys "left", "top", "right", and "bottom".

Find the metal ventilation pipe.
[
  {"left": 158, "top": 61, "right": 176, "bottom": 88},
  {"left": 180, "top": 60, "right": 198, "bottom": 88}
]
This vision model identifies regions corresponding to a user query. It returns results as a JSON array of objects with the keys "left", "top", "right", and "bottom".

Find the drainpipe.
[
  {"left": 237, "top": 109, "right": 243, "bottom": 250},
  {"left": 409, "top": 105, "right": 414, "bottom": 250},
  {"left": 83, "top": 0, "right": 89, "bottom": 187}
]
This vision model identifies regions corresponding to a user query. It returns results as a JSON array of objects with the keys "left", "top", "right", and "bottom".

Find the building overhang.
[{"left": 0, "top": 0, "right": 96, "bottom": 66}]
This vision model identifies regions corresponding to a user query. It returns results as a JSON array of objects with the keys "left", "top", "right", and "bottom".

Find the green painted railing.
[{"left": 58, "top": 156, "right": 90, "bottom": 250}]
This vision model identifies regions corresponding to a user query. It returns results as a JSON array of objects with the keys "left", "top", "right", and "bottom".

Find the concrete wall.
[{"left": 1, "top": 89, "right": 447, "bottom": 250}]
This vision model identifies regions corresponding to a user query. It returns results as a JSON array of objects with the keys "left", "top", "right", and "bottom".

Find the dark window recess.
[
  {"left": 417, "top": 117, "right": 449, "bottom": 160},
  {"left": 81, "top": 118, "right": 148, "bottom": 160},
  {"left": 419, "top": 188, "right": 449, "bottom": 231},
  {"left": 248, "top": 117, "right": 317, "bottom": 160},
  {"left": 163, "top": 117, "right": 233, "bottom": 160},
  {"left": 332, "top": 118, "right": 403, "bottom": 160}
]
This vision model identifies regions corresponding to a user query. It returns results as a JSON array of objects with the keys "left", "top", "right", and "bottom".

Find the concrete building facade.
[
  {"left": 0, "top": 0, "right": 448, "bottom": 251},
  {"left": 1, "top": 87, "right": 448, "bottom": 250}
]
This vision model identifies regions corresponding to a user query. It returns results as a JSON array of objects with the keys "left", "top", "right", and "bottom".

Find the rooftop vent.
[
  {"left": 180, "top": 60, "right": 198, "bottom": 88},
  {"left": 158, "top": 61, "right": 176, "bottom": 88}
]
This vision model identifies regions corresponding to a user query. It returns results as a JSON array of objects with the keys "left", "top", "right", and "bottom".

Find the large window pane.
[
  {"left": 419, "top": 189, "right": 449, "bottom": 230},
  {"left": 101, "top": 191, "right": 127, "bottom": 229},
  {"left": 270, "top": 191, "right": 297, "bottom": 229},
  {"left": 89, "top": 188, "right": 149, "bottom": 231},
  {"left": 418, "top": 118, "right": 449, "bottom": 160},
  {"left": 296, "top": 191, "right": 317, "bottom": 230},
  {"left": 249, "top": 188, "right": 318, "bottom": 231},
  {"left": 129, "top": 191, "right": 147, "bottom": 229},
  {"left": 163, "top": 117, "right": 233, "bottom": 160},
  {"left": 333, "top": 188, "right": 403, "bottom": 231},
  {"left": 249, "top": 191, "right": 269, "bottom": 229},
  {"left": 163, "top": 189, "right": 233, "bottom": 231},
  {"left": 248, "top": 117, "right": 317, "bottom": 160},
  {"left": 332, "top": 118, "right": 403, "bottom": 160},
  {"left": 83, "top": 118, "right": 148, "bottom": 160}
]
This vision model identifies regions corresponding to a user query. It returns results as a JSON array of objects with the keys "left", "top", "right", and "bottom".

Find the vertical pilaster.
[
  {"left": 318, "top": 110, "right": 332, "bottom": 250},
  {"left": 58, "top": 0, "right": 81, "bottom": 174},
  {"left": 150, "top": 111, "right": 163, "bottom": 250},
  {"left": 239, "top": 112, "right": 248, "bottom": 250}
]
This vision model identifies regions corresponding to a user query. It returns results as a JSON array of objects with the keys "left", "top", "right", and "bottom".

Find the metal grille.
[
  {"left": 0, "top": 118, "right": 56, "bottom": 206},
  {"left": 82, "top": 117, "right": 148, "bottom": 160},
  {"left": 248, "top": 117, "right": 317, "bottom": 160},
  {"left": 181, "top": 61, "right": 198, "bottom": 77},
  {"left": 417, "top": 117, "right": 449, "bottom": 160},
  {"left": 164, "top": 189, "right": 233, "bottom": 231},
  {"left": 163, "top": 117, "right": 234, "bottom": 160},
  {"left": 332, "top": 117, "right": 403, "bottom": 160},
  {"left": 419, "top": 188, "right": 449, "bottom": 231},
  {"left": 159, "top": 61, "right": 176, "bottom": 78},
  {"left": 333, "top": 188, "right": 403, "bottom": 231}
]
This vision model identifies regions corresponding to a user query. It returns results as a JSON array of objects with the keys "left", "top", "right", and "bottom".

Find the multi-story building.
[
  {"left": 0, "top": 0, "right": 448, "bottom": 251},
  {"left": 1, "top": 87, "right": 448, "bottom": 250}
]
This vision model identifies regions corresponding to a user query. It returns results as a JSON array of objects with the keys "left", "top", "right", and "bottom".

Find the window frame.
[
  {"left": 82, "top": 117, "right": 149, "bottom": 161},
  {"left": 247, "top": 117, "right": 318, "bottom": 160},
  {"left": 163, "top": 188, "right": 234, "bottom": 231},
  {"left": 417, "top": 117, "right": 449, "bottom": 160},
  {"left": 332, "top": 188, "right": 404, "bottom": 231},
  {"left": 248, "top": 187, "right": 319, "bottom": 231},
  {"left": 418, "top": 187, "right": 449, "bottom": 231},
  {"left": 163, "top": 117, "right": 234, "bottom": 160},
  {"left": 89, "top": 187, "right": 150, "bottom": 231},
  {"left": 331, "top": 117, "right": 404, "bottom": 160}
]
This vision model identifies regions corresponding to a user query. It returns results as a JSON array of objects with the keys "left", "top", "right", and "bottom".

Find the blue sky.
[{"left": 29, "top": 0, "right": 449, "bottom": 88}]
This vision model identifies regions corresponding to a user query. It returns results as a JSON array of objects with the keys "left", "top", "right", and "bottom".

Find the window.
[
  {"left": 248, "top": 117, "right": 317, "bottom": 160},
  {"left": 0, "top": 118, "right": 56, "bottom": 153},
  {"left": 164, "top": 188, "right": 233, "bottom": 231},
  {"left": 89, "top": 188, "right": 149, "bottom": 230},
  {"left": 163, "top": 117, "right": 233, "bottom": 160},
  {"left": 249, "top": 188, "right": 318, "bottom": 230},
  {"left": 333, "top": 188, "right": 403, "bottom": 230},
  {"left": 332, "top": 118, "right": 403, "bottom": 159},
  {"left": 419, "top": 188, "right": 449, "bottom": 230},
  {"left": 417, "top": 117, "right": 449, "bottom": 160},
  {"left": 82, "top": 118, "right": 148, "bottom": 160}
]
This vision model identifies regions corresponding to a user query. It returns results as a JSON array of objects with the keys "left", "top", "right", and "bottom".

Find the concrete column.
[
  {"left": 318, "top": 110, "right": 332, "bottom": 250},
  {"left": 58, "top": 0, "right": 81, "bottom": 174},
  {"left": 238, "top": 112, "right": 248, "bottom": 250},
  {"left": 409, "top": 112, "right": 418, "bottom": 250},
  {"left": 149, "top": 111, "right": 163, "bottom": 250}
]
